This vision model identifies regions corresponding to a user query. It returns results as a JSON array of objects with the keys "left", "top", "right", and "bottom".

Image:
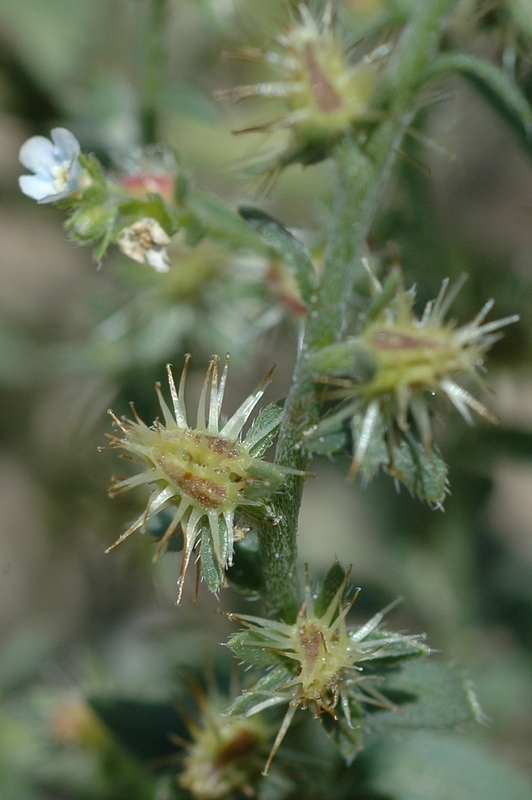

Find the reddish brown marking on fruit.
[
  {"left": 298, "top": 622, "right": 322, "bottom": 672},
  {"left": 204, "top": 434, "right": 241, "bottom": 459},
  {"left": 303, "top": 42, "right": 343, "bottom": 112},
  {"left": 372, "top": 331, "right": 441, "bottom": 350},
  {"left": 157, "top": 456, "right": 227, "bottom": 508},
  {"left": 214, "top": 729, "right": 260, "bottom": 769}
]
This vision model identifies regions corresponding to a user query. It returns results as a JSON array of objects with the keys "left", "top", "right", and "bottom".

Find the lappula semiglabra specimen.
[
  {"left": 217, "top": 1, "right": 385, "bottom": 169},
  {"left": 18, "top": 128, "right": 86, "bottom": 204},
  {"left": 177, "top": 677, "right": 270, "bottom": 800},
  {"left": 227, "top": 566, "right": 430, "bottom": 774},
  {"left": 105, "top": 355, "right": 297, "bottom": 603},
  {"left": 308, "top": 271, "right": 519, "bottom": 484}
]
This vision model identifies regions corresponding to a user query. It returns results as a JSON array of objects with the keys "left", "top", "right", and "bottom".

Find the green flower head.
[{"left": 105, "top": 355, "right": 295, "bottom": 602}]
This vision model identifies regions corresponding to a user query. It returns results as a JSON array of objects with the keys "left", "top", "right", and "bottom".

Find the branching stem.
[{"left": 257, "top": 0, "right": 458, "bottom": 621}]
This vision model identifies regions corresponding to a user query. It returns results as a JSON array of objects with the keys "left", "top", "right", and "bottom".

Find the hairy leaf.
[
  {"left": 239, "top": 206, "right": 317, "bottom": 305},
  {"left": 423, "top": 53, "right": 532, "bottom": 151},
  {"left": 228, "top": 666, "right": 294, "bottom": 717},
  {"left": 245, "top": 400, "right": 284, "bottom": 457},
  {"left": 314, "top": 561, "right": 348, "bottom": 619}
]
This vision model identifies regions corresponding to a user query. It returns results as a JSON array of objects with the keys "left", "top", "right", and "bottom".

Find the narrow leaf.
[
  {"left": 190, "top": 191, "right": 266, "bottom": 249},
  {"left": 392, "top": 434, "right": 448, "bottom": 506},
  {"left": 358, "top": 629, "right": 431, "bottom": 663},
  {"left": 422, "top": 53, "right": 532, "bottom": 149},
  {"left": 314, "top": 562, "right": 348, "bottom": 619},
  {"left": 239, "top": 206, "right": 317, "bottom": 305},
  {"left": 244, "top": 400, "right": 284, "bottom": 456},
  {"left": 228, "top": 629, "right": 285, "bottom": 668},
  {"left": 228, "top": 666, "right": 294, "bottom": 717},
  {"left": 199, "top": 523, "right": 224, "bottom": 593},
  {"left": 308, "top": 341, "right": 376, "bottom": 382}
]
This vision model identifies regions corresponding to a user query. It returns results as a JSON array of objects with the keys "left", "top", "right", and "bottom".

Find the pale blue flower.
[{"left": 18, "top": 128, "right": 84, "bottom": 204}]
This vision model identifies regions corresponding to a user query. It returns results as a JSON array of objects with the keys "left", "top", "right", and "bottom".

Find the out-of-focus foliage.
[{"left": 1, "top": 0, "right": 532, "bottom": 798}]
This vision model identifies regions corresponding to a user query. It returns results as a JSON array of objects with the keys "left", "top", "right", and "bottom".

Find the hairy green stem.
[
  {"left": 257, "top": 0, "right": 458, "bottom": 621},
  {"left": 141, "top": 0, "right": 167, "bottom": 144}
]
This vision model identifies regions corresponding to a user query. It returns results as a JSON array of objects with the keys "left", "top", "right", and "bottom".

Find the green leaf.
[
  {"left": 244, "top": 400, "right": 284, "bottom": 457},
  {"left": 93, "top": 223, "right": 116, "bottom": 263},
  {"left": 314, "top": 562, "right": 348, "bottom": 619},
  {"left": 228, "top": 666, "right": 293, "bottom": 717},
  {"left": 88, "top": 697, "right": 186, "bottom": 760},
  {"left": 244, "top": 461, "right": 286, "bottom": 501},
  {"left": 350, "top": 410, "right": 388, "bottom": 482},
  {"left": 183, "top": 210, "right": 208, "bottom": 245},
  {"left": 361, "top": 269, "right": 403, "bottom": 328},
  {"left": 365, "top": 660, "right": 480, "bottom": 733},
  {"left": 359, "top": 629, "right": 431, "bottom": 663},
  {"left": 199, "top": 522, "right": 224, "bottom": 593},
  {"left": 66, "top": 203, "right": 116, "bottom": 243},
  {"left": 303, "top": 426, "right": 350, "bottom": 455},
  {"left": 366, "top": 730, "right": 532, "bottom": 800},
  {"left": 309, "top": 408, "right": 448, "bottom": 502},
  {"left": 307, "top": 340, "right": 376, "bottom": 382},
  {"left": 239, "top": 206, "right": 317, "bottom": 306},
  {"left": 228, "top": 629, "right": 285, "bottom": 668},
  {"left": 189, "top": 191, "right": 266, "bottom": 249},
  {"left": 118, "top": 194, "right": 179, "bottom": 235},
  {"left": 392, "top": 434, "right": 448, "bottom": 506},
  {"left": 422, "top": 53, "right": 532, "bottom": 150},
  {"left": 78, "top": 152, "right": 107, "bottom": 188},
  {"left": 303, "top": 400, "right": 358, "bottom": 456}
]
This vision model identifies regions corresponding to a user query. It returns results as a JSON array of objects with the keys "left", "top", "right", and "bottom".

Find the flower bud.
[{"left": 217, "top": 1, "right": 386, "bottom": 169}]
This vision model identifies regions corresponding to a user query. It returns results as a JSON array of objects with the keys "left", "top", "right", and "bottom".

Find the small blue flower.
[{"left": 18, "top": 128, "right": 84, "bottom": 204}]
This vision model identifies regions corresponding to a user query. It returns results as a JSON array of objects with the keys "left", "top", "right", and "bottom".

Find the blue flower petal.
[
  {"left": 19, "top": 136, "right": 57, "bottom": 174},
  {"left": 19, "top": 127, "right": 84, "bottom": 203},
  {"left": 18, "top": 174, "right": 56, "bottom": 202},
  {"left": 50, "top": 127, "right": 81, "bottom": 160}
]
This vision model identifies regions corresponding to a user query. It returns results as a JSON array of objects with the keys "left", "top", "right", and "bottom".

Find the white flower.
[
  {"left": 18, "top": 128, "right": 84, "bottom": 204},
  {"left": 116, "top": 217, "right": 171, "bottom": 273}
]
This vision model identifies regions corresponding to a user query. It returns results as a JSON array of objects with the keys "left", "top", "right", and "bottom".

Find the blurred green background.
[{"left": 1, "top": 0, "right": 532, "bottom": 797}]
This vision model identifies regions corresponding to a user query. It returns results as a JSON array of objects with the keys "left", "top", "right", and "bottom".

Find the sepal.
[
  {"left": 353, "top": 628, "right": 432, "bottom": 663},
  {"left": 228, "top": 630, "right": 288, "bottom": 669},
  {"left": 227, "top": 666, "right": 295, "bottom": 717},
  {"left": 314, "top": 561, "right": 348, "bottom": 618},
  {"left": 244, "top": 400, "right": 284, "bottom": 458},
  {"left": 199, "top": 521, "right": 225, "bottom": 593}
]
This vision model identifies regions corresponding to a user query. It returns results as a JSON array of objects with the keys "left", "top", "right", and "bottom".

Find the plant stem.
[
  {"left": 257, "top": 0, "right": 458, "bottom": 621},
  {"left": 141, "top": 0, "right": 167, "bottom": 145}
]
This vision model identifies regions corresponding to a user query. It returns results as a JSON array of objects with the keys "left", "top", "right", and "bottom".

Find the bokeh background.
[{"left": 1, "top": 0, "right": 532, "bottom": 797}]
